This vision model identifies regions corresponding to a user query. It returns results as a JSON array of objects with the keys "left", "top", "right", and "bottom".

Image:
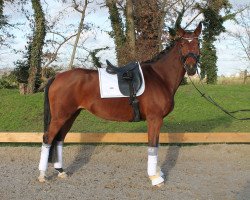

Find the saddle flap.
[
  {"left": 98, "top": 63, "right": 145, "bottom": 98},
  {"left": 117, "top": 68, "right": 142, "bottom": 96}
]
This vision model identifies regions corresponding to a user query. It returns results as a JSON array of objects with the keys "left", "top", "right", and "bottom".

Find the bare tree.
[
  {"left": 42, "top": 32, "right": 78, "bottom": 72},
  {"left": 68, "top": 0, "right": 89, "bottom": 69},
  {"left": 228, "top": 6, "right": 250, "bottom": 83},
  {"left": 42, "top": 0, "right": 97, "bottom": 72},
  {"left": 229, "top": 7, "right": 250, "bottom": 62},
  {"left": 125, "top": 0, "right": 135, "bottom": 59}
]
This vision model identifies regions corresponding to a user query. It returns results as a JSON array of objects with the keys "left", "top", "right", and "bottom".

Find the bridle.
[
  {"left": 179, "top": 37, "right": 250, "bottom": 120},
  {"left": 177, "top": 36, "right": 250, "bottom": 120},
  {"left": 181, "top": 52, "right": 200, "bottom": 65},
  {"left": 178, "top": 37, "right": 201, "bottom": 67}
]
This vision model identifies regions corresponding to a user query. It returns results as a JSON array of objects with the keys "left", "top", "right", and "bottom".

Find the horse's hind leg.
[
  {"left": 38, "top": 117, "right": 68, "bottom": 182},
  {"left": 38, "top": 107, "right": 79, "bottom": 182},
  {"left": 52, "top": 110, "right": 81, "bottom": 179}
]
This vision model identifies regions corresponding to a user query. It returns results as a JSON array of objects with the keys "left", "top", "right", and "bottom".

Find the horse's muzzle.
[
  {"left": 182, "top": 53, "right": 199, "bottom": 76},
  {"left": 185, "top": 63, "right": 197, "bottom": 76}
]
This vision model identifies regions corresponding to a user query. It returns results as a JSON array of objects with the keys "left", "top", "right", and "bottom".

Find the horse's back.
[
  {"left": 49, "top": 68, "right": 99, "bottom": 107},
  {"left": 52, "top": 68, "right": 98, "bottom": 89},
  {"left": 55, "top": 68, "right": 97, "bottom": 81}
]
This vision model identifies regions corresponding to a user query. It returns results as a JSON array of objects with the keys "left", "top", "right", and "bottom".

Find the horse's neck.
[{"left": 153, "top": 44, "right": 186, "bottom": 95}]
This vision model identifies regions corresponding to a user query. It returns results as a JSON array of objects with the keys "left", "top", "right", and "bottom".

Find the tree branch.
[{"left": 43, "top": 33, "right": 77, "bottom": 69}]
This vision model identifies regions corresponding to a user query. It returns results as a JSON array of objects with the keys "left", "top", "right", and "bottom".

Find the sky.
[
  {"left": 216, "top": 0, "right": 250, "bottom": 76},
  {"left": 1, "top": 0, "right": 250, "bottom": 76}
]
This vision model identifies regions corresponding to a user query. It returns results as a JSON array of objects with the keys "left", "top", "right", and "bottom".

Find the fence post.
[{"left": 243, "top": 70, "right": 248, "bottom": 84}]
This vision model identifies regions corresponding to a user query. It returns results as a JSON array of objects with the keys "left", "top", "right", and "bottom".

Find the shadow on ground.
[
  {"left": 65, "top": 132, "right": 105, "bottom": 176},
  {"left": 66, "top": 145, "right": 97, "bottom": 175},
  {"left": 236, "top": 181, "right": 250, "bottom": 200},
  {"left": 64, "top": 116, "right": 232, "bottom": 181},
  {"left": 161, "top": 116, "right": 232, "bottom": 181}
]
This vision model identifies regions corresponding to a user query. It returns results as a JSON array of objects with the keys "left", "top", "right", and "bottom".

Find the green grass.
[{"left": 0, "top": 84, "right": 250, "bottom": 132}]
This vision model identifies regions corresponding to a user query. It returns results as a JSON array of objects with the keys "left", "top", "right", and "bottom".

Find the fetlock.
[{"left": 38, "top": 170, "right": 46, "bottom": 183}]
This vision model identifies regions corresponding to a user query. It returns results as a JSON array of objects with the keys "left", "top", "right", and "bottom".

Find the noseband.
[
  {"left": 179, "top": 37, "right": 200, "bottom": 65},
  {"left": 181, "top": 52, "right": 200, "bottom": 64}
]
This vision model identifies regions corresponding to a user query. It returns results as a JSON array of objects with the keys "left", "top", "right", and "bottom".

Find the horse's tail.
[
  {"left": 44, "top": 77, "right": 55, "bottom": 133},
  {"left": 44, "top": 77, "right": 58, "bottom": 163}
]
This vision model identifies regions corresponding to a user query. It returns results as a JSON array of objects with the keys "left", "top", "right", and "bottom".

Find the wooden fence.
[{"left": 0, "top": 132, "right": 250, "bottom": 143}]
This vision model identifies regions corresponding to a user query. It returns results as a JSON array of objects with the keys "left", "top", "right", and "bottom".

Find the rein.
[{"left": 186, "top": 66, "right": 250, "bottom": 121}]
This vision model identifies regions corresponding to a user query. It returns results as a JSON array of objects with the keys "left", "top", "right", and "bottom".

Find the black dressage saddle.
[
  {"left": 106, "top": 60, "right": 143, "bottom": 122},
  {"left": 106, "top": 60, "right": 142, "bottom": 96}
]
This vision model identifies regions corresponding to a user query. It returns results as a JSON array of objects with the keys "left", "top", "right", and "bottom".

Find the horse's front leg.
[{"left": 147, "top": 117, "right": 164, "bottom": 186}]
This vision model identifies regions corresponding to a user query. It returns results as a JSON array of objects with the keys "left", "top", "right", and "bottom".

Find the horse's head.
[{"left": 176, "top": 23, "right": 202, "bottom": 76}]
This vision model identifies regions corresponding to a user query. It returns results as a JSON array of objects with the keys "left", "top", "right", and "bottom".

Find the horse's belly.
[{"left": 86, "top": 98, "right": 136, "bottom": 122}]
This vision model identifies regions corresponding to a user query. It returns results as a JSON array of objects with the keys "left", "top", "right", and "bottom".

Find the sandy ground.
[{"left": 0, "top": 144, "right": 249, "bottom": 200}]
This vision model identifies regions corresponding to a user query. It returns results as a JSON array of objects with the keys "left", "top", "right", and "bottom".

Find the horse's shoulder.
[{"left": 141, "top": 64, "right": 164, "bottom": 85}]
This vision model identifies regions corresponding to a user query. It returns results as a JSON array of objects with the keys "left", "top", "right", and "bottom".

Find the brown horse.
[{"left": 38, "top": 23, "right": 202, "bottom": 186}]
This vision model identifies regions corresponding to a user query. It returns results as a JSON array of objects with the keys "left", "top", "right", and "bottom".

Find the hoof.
[
  {"left": 155, "top": 182, "right": 165, "bottom": 188},
  {"left": 149, "top": 175, "right": 165, "bottom": 186},
  {"left": 58, "top": 171, "right": 68, "bottom": 179},
  {"left": 149, "top": 168, "right": 165, "bottom": 186},
  {"left": 38, "top": 171, "right": 46, "bottom": 183},
  {"left": 38, "top": 175, "right": 46, "bottom": 183}
]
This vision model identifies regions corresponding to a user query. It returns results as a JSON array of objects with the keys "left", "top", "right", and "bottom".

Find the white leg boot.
[
  {"left": 54, "top": 141, "right": 67, "bottom": 178},
  {"left": 147, "top": 147, "right": 164, "bottom": 186},
  {"left": 38, "top": 143, "right": 51, "bottom": 182}
]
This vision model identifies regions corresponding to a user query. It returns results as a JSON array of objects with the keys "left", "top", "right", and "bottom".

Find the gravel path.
[{"left": 0, "top": 144, "right": 249, "bottom": 200}]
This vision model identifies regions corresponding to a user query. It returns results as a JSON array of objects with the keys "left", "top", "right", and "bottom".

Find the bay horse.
[{"left": 38, "top": 23, "right": 202, "bottom": 186}]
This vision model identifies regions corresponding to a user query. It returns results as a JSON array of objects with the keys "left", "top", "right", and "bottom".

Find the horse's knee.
[{"left": 43, "top": 134, "right": 49, "bottom": 144}]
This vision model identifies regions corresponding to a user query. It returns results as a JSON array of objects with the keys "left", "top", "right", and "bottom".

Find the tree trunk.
[
  {"left": 157, "top": 0, "right": 168, "bottom": 52},
  {"left": 106, "top": 0, "right": 164, "bottom": 64},
  {"left": 19, "top": 83, "right": 27, "bottom": 95},
  {"left": 68, "top": 0, "right": 88, "bottom": 69},
  {"left": 198, "top": 0, "right": 232, "bottom": 84},
  {"left": 27, "top": 0, "right": 46, "bottom": 94},
  {"left": 134, "top": 0, "right": 161, "bottom": 62},
  {"left": 125, "top": 0, "right": 136, "bottom": 61},
  {"left": 0, "top": 0, "right": 4, "bottom": 29},
  {"left": 106, "top": 0, "right": 126, "bottom": 66},
  {"left": 243, "top": 70, "right": 248, "bottom": 84}
]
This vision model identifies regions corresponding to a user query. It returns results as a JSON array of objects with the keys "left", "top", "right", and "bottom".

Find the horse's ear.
[
  {"left": 194, "top": 22, "right": 202, "bottom": 36},
  {"left": 176, "top": 27, "right": 185, "bottom": 37}
]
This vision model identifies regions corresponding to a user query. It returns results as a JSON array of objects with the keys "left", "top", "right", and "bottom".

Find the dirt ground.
[{"left": 0, "top": 144, "right": 249, "bottom": 200}]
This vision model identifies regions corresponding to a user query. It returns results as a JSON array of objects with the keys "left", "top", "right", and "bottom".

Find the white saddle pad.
[{"left": 98, "top": 64, "right": 145, "bottom": 98}]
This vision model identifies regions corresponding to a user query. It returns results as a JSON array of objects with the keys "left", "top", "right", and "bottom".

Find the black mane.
[{"left": 142, "top": 40, "right": 176, "bottom": 64}]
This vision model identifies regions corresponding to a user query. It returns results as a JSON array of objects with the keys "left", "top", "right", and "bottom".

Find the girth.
[{"left": 106, "top": 60, "right": 142, "bottom": 122}]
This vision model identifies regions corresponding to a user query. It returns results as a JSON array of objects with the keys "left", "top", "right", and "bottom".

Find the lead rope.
[{"left": 187, "top": 66, "right": 250, "bottom": 121}]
